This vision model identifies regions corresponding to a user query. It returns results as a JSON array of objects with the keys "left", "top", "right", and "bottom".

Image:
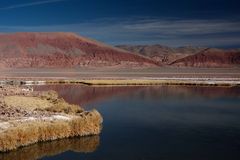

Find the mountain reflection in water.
[{"left": 33, "top": 85, "right": 240, "bottom": 108}]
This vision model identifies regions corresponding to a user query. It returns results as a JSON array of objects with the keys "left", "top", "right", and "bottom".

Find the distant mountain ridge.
[
  {"left": 0, "top": 32, "right": 158, "bottom": 68},
  {"left": 116, "top": 44, "right": 240, "bottom": 67},
  {"left": 0, "top": 32, "right": 239, "bottom": 68},
  {"left": 116, "top": 44, "right": 206, "bottom": 64},
  {"left": 170, "top": 48, "right": 240, "bottom": 67}
]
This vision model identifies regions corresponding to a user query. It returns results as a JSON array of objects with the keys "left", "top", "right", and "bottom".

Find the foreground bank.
[{"left": 0, "top": 86, "right": 102, "bottom": 152}]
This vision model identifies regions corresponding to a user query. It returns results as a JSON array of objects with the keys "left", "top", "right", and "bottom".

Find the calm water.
[{"left": 2, "top": 85, "right": 240, "bottom": 160}]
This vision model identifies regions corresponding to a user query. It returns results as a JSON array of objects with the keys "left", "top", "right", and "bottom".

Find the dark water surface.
[{"left": 4, "top": 85, "right": 240, "bottom": 160}]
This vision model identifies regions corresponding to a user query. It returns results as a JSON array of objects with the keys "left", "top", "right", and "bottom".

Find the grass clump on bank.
[
  {"left": 3, "top": 90, "right": 84, "bottom": 114},
  {"left": 0, "top": 86, "right": 102, "bottom": 152},
  {"left": 0, "top": 110, "right": 102, "bottom": 152}
]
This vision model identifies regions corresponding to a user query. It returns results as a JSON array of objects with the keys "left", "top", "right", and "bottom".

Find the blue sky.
[{"left": 0, "top": 0, "right": 240, "bottom": 47}]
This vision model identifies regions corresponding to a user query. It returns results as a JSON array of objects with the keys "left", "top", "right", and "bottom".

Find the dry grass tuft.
[
  {"left": 0, "top": 87, "right": 102, "bottom": 152},
  {"left": 0, "top": 110, "right": 102, "bottom": 152},
  {"left": 39, "top": 90, "right": 59, "bottom": 101},
  {"left": 42, "top": 98, "right": 84, "bottom": 115}
]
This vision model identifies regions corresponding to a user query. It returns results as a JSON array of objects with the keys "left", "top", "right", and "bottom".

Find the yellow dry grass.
[
  {"left": 3, "top": 96, "right": 53, "bottom": 111},
  {"left": 43, "top": 98, "right": 84, "bottom": 115},
  {"left": 0, "top": 110, "right": 102, "bottom": 152},
  {"left": 3, "top": 94, "right": 84, "bottom": 114},
  {"left": 81, "top": 79, "right": 167, "bottom": 85},
  {"left": 0, "top": 88, "right": 102, "bottom": 152},
  {"left": 75, "top": 79, "right": 237, "bottom": 86}
]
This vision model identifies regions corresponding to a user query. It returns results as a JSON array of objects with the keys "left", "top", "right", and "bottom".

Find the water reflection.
[
  {"left": 34, "top": 85, "right": 240, "bottom": 107},
  {"left": 33, "top": 85, "right": 143, "bottom": 107},
  {"left": 31, "top": 85, "right": 240, "bottom": 160},
  {"left": 0, "top": 136, "right": 99, "bottom": 160}
]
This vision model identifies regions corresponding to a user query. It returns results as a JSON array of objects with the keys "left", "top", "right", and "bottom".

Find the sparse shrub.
[
  {"left": 42, "top": 98, "right": 84, "bottom": 115},
  {"left": 40, "top": 90, "right": 58, "bottom": 101}
]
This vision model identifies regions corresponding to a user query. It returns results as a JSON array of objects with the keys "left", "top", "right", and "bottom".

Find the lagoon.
[{"left": 2, "top": 85, "right": 240, "bottom": 160}]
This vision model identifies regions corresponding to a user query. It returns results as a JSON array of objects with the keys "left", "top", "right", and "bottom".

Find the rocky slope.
[
  {"left": 116, "top": 44, "right": 205, "bottom": 64},
  {"left": 0, "top": 32, "right": 157, "bottom": 68},
  {"left": 170, "top": 48, "right": 240, "bottom": 67}
]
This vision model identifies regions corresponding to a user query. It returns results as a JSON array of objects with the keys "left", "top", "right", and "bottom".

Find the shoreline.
[
  {"left": 1, "top": 78, "right": 240, "bottom": 87},
  {"left": 1, "top": 67, "right": 239, "bottom": 86}
]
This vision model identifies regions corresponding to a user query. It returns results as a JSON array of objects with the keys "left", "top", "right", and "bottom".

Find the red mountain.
[
  {"left": 170, "top": 48, "right": 240, "bottom": 67},
  {"left": 0, "top": 32, "right": 158, "bottom": 68}
]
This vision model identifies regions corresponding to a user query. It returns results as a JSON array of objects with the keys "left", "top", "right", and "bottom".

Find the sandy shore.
[{"left": 0, "top": 86, "right": 102, "bottom": 152}]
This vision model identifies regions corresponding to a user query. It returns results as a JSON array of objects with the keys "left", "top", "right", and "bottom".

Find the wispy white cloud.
[
  {"left": 0, "top": 17, "right": 240, "bottom": 47},
  {"left": 0, "top": 0, "right": 68, "bottom": 10},
  {"left": 123, "top": 19, "right": 240, "bottom": 35}
]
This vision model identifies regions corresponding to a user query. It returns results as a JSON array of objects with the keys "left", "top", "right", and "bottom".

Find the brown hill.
[
  {"left": 0, "top": 32, "right": 158, "bottom": 68},
  {"left": 170, "top": 48, "right": 240, "bottom": 67},
  {"left": 116, "top": 44, "right": 205, "bottom": 64}
]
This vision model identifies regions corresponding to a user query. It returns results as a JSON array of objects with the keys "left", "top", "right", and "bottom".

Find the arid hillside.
[
  {"left": 0, "top": 32, "right": 157, "bottom": 68},
  {"left": 116, "top": 44, "right": 205, "bottom": 64},
  {"left": 0, "top": 33, "right": 239, "bottom": 68},
  {"left": 117, "top": 45, "right": 240, "bottom": 67},
  {"left": 170, "top": 48, "right": 240, "bottom": 67}
]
